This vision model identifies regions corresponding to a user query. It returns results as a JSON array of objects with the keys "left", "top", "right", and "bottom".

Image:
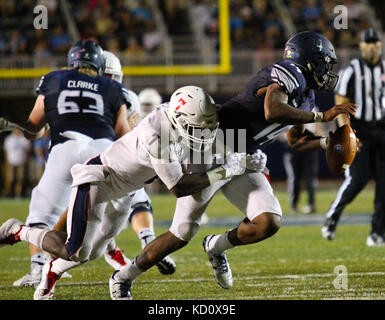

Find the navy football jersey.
[
  {"left": 218, "top": 60, "right": 315, "bottom": 153},
  {"left": 36, "top": 69, "right": 124, "bottom": 147}
]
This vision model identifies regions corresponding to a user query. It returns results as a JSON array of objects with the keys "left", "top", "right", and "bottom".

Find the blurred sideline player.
[
  {"left": 0, "top": 86, "right": 252, "bottom": 300},
  {"left": 12, "top": 40, "right": 131, "bottom": 287},
  {"left": 102, "top": 32, "right": 356, "bottom": 299},
  {"left": 322, "top": 28, "right": 385, "bottom": 245}
]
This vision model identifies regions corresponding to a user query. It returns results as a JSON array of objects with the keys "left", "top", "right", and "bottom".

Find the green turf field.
[{"left": 1, "top": 185, "right": 384, "bottom": 300}]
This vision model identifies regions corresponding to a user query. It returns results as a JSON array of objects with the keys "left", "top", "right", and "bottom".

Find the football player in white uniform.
[
  {"left": 101, "top": 51, "right": 176, "bottom": 274},
  {"left": 0, "top": 85, "right": 259, "bottom": 300}
]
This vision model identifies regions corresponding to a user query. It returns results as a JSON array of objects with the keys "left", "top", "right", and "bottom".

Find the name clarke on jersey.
[{"left": 67, "top": 80, "right": 99, "bottom": 91}]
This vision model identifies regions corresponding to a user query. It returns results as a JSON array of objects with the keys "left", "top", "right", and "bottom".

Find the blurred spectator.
[
  {"left": 3, "top": 130, "right": 31, "bottom": 198},
  {"left": 143, "top": 21, "right": 163, "bottom": 52},
  {"left": 50, "top": 25, "right": 71, "bottom": 54}
]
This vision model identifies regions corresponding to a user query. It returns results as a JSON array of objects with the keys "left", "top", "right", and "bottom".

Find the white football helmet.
[
  {"left": 103, "top": 50, "right": 123, "bottom": 83},
  {"left": 138, "top": 88, "right": 162, "bottom": 118},
  {"left": 166, "top": 86, "right": 218, "bottom": 152}
]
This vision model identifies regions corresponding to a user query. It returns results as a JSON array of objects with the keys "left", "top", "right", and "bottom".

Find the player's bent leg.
[
  {"left": 228, "top": 213, "right": 281, "bottom": 245},
  {"left": 131, "top": 207, "right": 176, "bottom": 275},
  {"left": 109, "top": 231, "right": 187, "bottom": 300},
  {"left": 203, "top": 172, "right": 282, "bottom": 289}
]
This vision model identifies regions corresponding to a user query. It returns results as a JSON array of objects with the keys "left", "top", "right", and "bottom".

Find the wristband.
[
  {"left": 313, "top": 111, "right": 324, "bottom": 122},
  {"left": 320, "top": 136, "right": 328, "bottom": 150},
  {"left": 206, "top": 166, "right": 227, "bottom": 185}
]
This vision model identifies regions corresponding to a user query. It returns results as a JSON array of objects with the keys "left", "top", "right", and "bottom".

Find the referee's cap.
[{"left": 360, "top": 28, "right": 381, "bottom": 43}]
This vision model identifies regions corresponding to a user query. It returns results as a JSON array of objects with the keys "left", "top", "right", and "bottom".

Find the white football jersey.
[{"left": 100, "top": 104, "right": 189, "bottom": 191}]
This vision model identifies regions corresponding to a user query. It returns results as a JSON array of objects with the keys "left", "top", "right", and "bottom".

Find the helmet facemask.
[
  {"left": 173, "top": 114, "right": 219, "bottom": 152},
  {"left": 307, "top": 54, "right": 339, "bottom": 91}
]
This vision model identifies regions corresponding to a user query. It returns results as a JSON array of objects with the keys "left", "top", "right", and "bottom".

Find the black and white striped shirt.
[{"left": 335, "top": 57, "right": 385, "bottom": 122}]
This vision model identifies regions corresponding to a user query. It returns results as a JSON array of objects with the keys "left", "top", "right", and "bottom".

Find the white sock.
[
  {"left": 50, "top": 258, "right": 81, "bottom": 276},
  {"left": 19, "top": 226, "right": 49, "bottom": 250},
  {"left": 114, "top": 259, "right": 143, "bottom": 283},
  {"left": 206, "top": 232, "right": 235, "bottom": 254},
  {"left": 138, "top": 228, "right": 155, "bottom": 249}
]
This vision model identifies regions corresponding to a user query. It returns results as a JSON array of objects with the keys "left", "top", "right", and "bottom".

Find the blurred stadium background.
[
  {"left": 1, "top": 0, "right": 385, "bottom": 301},
  {"left": 0, "top": 0, "right": 383, "bottom": 196}
]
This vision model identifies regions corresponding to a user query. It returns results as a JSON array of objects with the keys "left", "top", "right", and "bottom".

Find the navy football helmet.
[
  {"left": 283, "top": 31, "right": 339, "bottom": 91},
  {"left": 67, "top": 40, "right": 105, "bottom": 75}
]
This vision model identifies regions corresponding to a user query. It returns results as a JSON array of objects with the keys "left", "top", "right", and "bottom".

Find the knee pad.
[
  {"left": 129, "top": 201, "right": 153, "bottom": 223},
  {"left": 170, "top": 221, "right": 200, "bottom": 242}
]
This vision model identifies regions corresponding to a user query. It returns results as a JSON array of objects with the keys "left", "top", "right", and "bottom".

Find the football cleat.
[
  {"left": 156, "top": 255, "right": 176, "bottom": 275},
  {"left": 33, "top": 260, "right": 61, "bottom": 300},
  {"left": 321, "top": 217, "right": 337, "bottom": 240},
  {"left": 0, "top": 218, "right": 23, "bottom": 247},
  {"left": 13, "top": 262, "right": 43, "bottom": 287},
  {"left": 203, "top": 235, "right": 233, "bottom": 289},
  {"left": 104, "top": 247, "right": 131, "bottom": 270},
  {"left": 366, "top": 233, "right": 385, "bottom": 247},
  {"left": 109, "top": 270, "right": 132, "bottom": 300}
]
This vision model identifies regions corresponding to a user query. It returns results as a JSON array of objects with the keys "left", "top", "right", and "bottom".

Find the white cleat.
[
  {"left": 13, "top": 262, "right": 43, "bottom": 287},
  {"left": 321, "top": 226, "right": 336, "bottom": 241},
  {"left": 366, "top": 233, "right": 385, "bottom": 247},
  {"left": 203, "top": 235, "right": 233, "bottom": 289},
  {"left": 109, "top": 270, "right": 132, "bottom": 300},
  {"left": 33, "top": 261, "right": 61, "bottom": 300},
  {"left": 104, "top": 247, "right": 131, "bottom": 270},
  {"left": 0, "top": 218, "right": 23, "bottom": 247}
]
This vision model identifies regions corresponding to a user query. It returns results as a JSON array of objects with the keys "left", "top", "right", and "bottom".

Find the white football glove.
[
  {"left": 246, "top": 149, "right": 267, "bottom": 173},
  {"left": 223, "top": 152, "right": 247, "bottom": 177}
]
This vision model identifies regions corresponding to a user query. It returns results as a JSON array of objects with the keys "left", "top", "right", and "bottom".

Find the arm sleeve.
[
  {"left": 139, "top": 130, "right": 184, "bottom": 190},
  {"left": 149, "top": 155, "right": 184, "bottom": 190},
  {"left": 334, "top": 65, "right": 355, "bottom": 99}
]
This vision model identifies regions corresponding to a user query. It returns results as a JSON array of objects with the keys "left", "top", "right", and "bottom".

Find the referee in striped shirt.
[{"left": 322, "top": 28, "right": 385, "bottom": 246}]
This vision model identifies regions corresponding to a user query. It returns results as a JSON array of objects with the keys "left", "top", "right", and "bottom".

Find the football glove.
[{"left": 246, "top": 149, "right": 267, "bottom": 173}]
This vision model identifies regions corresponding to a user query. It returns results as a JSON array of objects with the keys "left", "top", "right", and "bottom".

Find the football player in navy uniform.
[
  {"left": 100, "top": 31, "right": 357, "bottom": 299},
  {"left": 10, "top": 40, "right": 131, "bottom": 287}
]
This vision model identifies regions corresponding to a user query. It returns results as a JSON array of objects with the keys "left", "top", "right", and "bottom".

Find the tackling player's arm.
[
  {"left": 170, "top": 173, "right": 210, "bottom": 198},
  {"left": 24, "top": 94, "right": 47, "bottom": 140},
  {"left": 262, "top": 83, "right": 356, "bottom": 124},
  {"left": 149, "top": 155, "right": 211, "bottom": 198}
]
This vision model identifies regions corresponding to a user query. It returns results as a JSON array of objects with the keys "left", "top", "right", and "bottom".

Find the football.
[{"left": 326, "top": 125, "right": 358, "bottom": 175}]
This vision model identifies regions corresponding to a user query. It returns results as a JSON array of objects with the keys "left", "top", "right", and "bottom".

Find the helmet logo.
[
  {"left": 175, "top": 98, "right": 186, "bottom": 110},
  {"left": 286, "top": 49, "right": 292, "bottom": 58},
  {"left": 316, "top": 39, "right": 323, "bottom": 51}
]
